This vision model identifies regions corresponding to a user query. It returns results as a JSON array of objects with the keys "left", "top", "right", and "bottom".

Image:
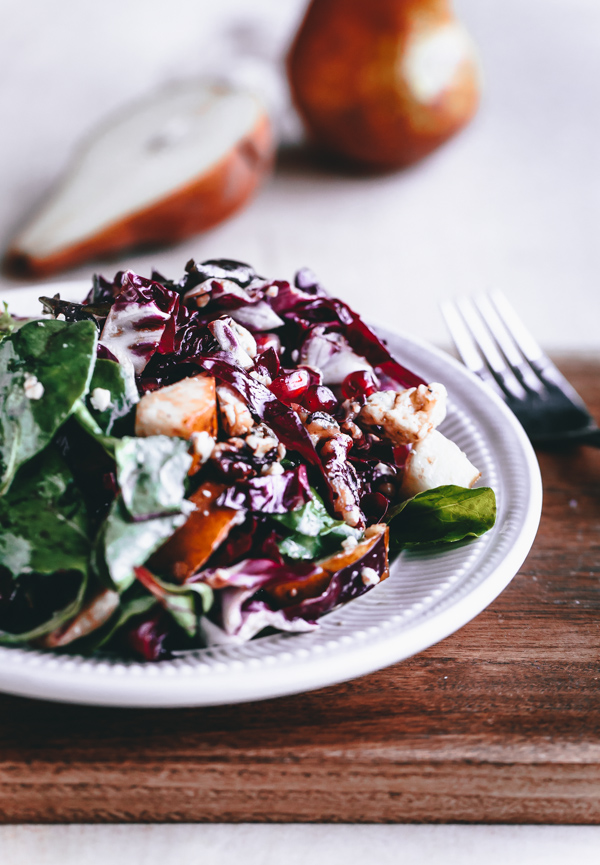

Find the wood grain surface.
[{"left": 1, "top": 358, "right": 599, "bottom": 824}]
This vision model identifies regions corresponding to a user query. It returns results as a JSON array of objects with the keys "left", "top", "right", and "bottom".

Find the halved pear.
[{"left": 5, "top": 82, "right": 274, "bottom": 277}]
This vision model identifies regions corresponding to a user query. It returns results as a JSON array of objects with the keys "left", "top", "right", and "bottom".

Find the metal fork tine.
[
  {"left": 454, "top": 297, "right": 528, "bottom": 400},
  {"left": 474, "top": 294, "right": 545, "bottom": 394},
  {"left": 488, "top": 292, "right": 545, "bottom": 364},
  {"left": 442, "top": 291, "right": 600, "bottom": 447},
  {"left": 489, "top": 292, "right": 591, "bottom": 410},
  {"left": 440, "top": 301, "right": 488, "bottom": 377}
]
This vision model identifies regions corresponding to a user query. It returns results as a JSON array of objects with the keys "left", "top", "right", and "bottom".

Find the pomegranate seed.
[
  {"left": 297, "top": 365, "right": 322, "bottom": 387},
  {"left": 270, "top": 368, "right": 311, "bottom": 403},
  {"left": 342, "top": 369, "right": 380, "bottom": 399},
  {"left": 255, "top": 333, "right": 281, "bottom": 355},
  {"left": 256, "top": 347, "right": 280, "bottom": 379},
  {"left": 300, "top": 384, "right": 337, "bottom": 413}
]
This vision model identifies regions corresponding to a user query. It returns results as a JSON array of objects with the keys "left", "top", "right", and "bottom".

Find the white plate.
[{"left": 0, "top": 288, "right": 542, "bottom": 707}]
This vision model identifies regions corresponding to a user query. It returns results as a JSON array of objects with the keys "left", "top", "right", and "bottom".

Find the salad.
[{"left": 0, "top": 259, "right": 495, "bottom": 660}]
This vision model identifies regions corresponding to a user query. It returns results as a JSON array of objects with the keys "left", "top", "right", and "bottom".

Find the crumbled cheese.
[
  {"left": 249, "top": 369, "right": 272, "bottom": 386},
  {"left": 361, "top": 567, "right": 380, "bottom": 587},
  {"left": 341, "top": 535, "right": 359, "bottom": 553},
  {"left": 24, "top": 373, "right": 44, "bottom": 400},
  {"left": 266, "top": 285, "right": 279, "bottom": 297},
  {"left": 90, "top": 387, "right": 112, "bottom": 413},
  {"left": 56, "top": 313, "right": 66, "bottom": 321},
  {"left": 261, "top": 462, "right": 285, "bottom": 476},
  {"left": 359, "top": 383, "right": 447, "bottom": 446},
  {"left": 190, "top": 430, "right": 216, "bottom": 464}
]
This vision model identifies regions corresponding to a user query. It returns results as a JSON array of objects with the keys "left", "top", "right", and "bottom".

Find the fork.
[{"left": 441, "top": 292, "right": 600, "bottom": 447}]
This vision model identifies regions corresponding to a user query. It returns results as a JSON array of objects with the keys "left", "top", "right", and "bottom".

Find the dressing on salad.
[{"left": 0, "top": 260, "right": 495, "bottom": 659}]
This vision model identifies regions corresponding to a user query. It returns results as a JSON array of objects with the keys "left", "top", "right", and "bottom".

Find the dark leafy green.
[
  {"left": 114, "top": 436, "right": 192, "bottom": 520},
  {"left": 134, "top": 566, "right": 213, "bottom": 637},
  {"left": 386, "top": 485, "right": 496, "bottom": 554},
  {"left": 0, "top": 445, "right": 90, "bottom": 644},
  {"left": 0, "top": 445, "right": 90, "bottom": 578},
  {"left": 86, "top": 358, "right": 136, "bottom": 435},
  {"left": 0, "top": 303, "right": 15, "bottom": 342},
  {"left": 92, "top": 497, "right": 188, "bottom": 593},
  {"left": 272, "top": 490, "right": 361, "bottom": 560},
  {"left": 0, "top": 319, "right": 98, "bottom": 494},
  {"left": 82, "top": 593, "right": 158, "bottom": 653}
]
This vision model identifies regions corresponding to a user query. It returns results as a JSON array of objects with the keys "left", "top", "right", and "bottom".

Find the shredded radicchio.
[
  {"left": 37, "top": 258, "right": 432, "bottom": 660},
  {"left": 217, "top": 465, "right": 312, "bottom": 514}
]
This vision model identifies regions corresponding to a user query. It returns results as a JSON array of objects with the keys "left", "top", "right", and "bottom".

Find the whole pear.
[{"left": 288, "top": 0, "right": 481, "bottom": 168}]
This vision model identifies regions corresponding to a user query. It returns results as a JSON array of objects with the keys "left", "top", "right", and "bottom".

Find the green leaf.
[
  {"left": 0, "top": 575, "right": 88, "bottom": 646},
  {"left": 114, "top": 436, "right": 193, "bottom": 520},
  {"left": 272, "top": 490, "right": 337, "bottom": 536},
  {"left": 0, "top": 444, "right": 90, "bottom": 644},
  {"left": 272, "top": 489, "right": 361, "bottom": 560},
  {"left": 0, "top": 319, "right": 98, "bottom": 494},
  {"left": 0, "top": 303, "right": 15, "bottom": 342},
  {"left": 132, "top": 566, "right": 212, "bottom": 638},
  {"left": 86, "top": 358, "right": 136, "bottom": 435},
  {"left": 93, "top": 497, "right": 188, "bottom": 593},
  {"left": 82, "top": 593, "right": 158, "bottom": 653},
  {"left": 0, "top": 444, "right": 91, "bottom": 578},
  {"left": 386, "top": 485, "right": 497, "bottom": 554}
]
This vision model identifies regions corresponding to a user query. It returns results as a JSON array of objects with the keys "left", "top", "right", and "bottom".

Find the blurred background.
[{"left": 0, "top": 0, "right": 598, "bottom": 352}]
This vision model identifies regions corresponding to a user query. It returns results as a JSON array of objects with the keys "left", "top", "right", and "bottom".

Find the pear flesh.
[{"left": 6, "top": 83, "right": 273, "bottom": 277}]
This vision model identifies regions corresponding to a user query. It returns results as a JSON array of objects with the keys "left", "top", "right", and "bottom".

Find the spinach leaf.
[
  {"left": 92, "top": 497, "right": 188, "bottom": 593},
  {"left": 0, "top": 319, "right": 98, "bottom": 494},
  {"left": 0, "top": 444, "right": 90, "bottom": 578},
  {"left": 386, "top": 485, "right": 496, "bottom": 554},
  {"left": 86, "top": 358, "right": 136, "bottom": 435},
  {"left": 0, "top": 445, "right": 90, "bottom": 644},
  {"left": 272, "top": 489, "right": 361, "bottom": 560},
  {"left": 134, "top": 566, "right": 213, "bottom": 637},
  {"left": 0, "top": 303, "right": 15, "bottom": 342},
  {"left": 81, "top": 593, "right": 158, "bottom": 653},
  {"left": 114, "top": 436, "right": 193, "bottom": 520}
]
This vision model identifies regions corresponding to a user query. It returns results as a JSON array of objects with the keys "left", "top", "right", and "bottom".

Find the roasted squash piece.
[
  {"left": 148, "top": 481, "right": 239, "bottom": 583},
  {"left": 266, "top": 523, "right": 389, "bottom": 607}
]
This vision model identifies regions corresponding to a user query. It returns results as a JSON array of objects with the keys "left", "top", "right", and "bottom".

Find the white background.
[
  {"left": 1, "top": 0, "right": 599, "bottom": 353},
  {"left": 0, "top": 0, "right": 599, "bottom": 860}
]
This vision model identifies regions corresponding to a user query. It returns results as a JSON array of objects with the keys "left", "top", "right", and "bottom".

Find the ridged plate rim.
[{"left": 0, "top": 287, "right": 542, "bottom": 707}]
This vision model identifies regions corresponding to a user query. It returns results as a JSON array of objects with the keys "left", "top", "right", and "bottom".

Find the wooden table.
[{"left": 1, "top": 359, "right": 599, "bottom": 825}]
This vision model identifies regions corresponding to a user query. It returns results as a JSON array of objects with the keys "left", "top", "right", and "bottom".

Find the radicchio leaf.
[
  {"left": 216, "top": 465, "right": 312, "bottom": 514},
  {"left": 98, "top": 271, "right": 179, "bottom": 376}
]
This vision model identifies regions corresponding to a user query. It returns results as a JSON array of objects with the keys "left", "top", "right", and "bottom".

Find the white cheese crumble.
[
  {"left": 56, "top": 313, "right": 66, "bottom": 321},
  {"left": 341, "top": 535, "right": 359, "bottom": 553},
  {"left": 24, "top": 373, "right": 44, "bottom": 400},
  {"left": 261, "top": 462, "right": 285, "bottom": 476},
  {"left": 90, "top": 387, "right": 112, "bottom": 413},
  {"left": 361, "top": 567, "right": 380, "bottom": 587},
  {"left": 190, "top": 430, "right": 216, "bottom": 464}
]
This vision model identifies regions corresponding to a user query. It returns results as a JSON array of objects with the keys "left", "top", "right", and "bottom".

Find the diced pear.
[
  {"left": 401, "top": 430, "right": 481, "bottom": 498},
  {"left": 135, "top": 374, "right": 217, "bottom": 440}
]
